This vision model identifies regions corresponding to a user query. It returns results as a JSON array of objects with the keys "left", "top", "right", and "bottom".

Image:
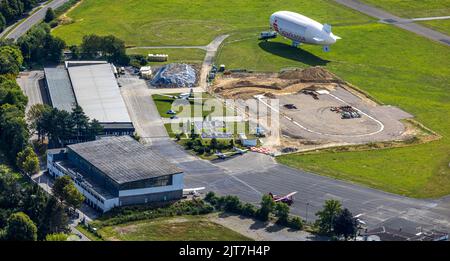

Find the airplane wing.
[
  {"left": 183, "top": 187, "right": 206, "bottom": 192},
  {"left": 285, "top": 191, "right": 298, "bottom": 198}
]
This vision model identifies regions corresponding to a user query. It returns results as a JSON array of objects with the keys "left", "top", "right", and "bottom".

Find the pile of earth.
[
  {"left": 151, "top": 63, "right": 197, "bottom": 88},
  {"left": 212, "top": 66, "right": 343, "bottom": 99},
  {"left": 279, "top": 66, "right": 343, "bottom": 83}
]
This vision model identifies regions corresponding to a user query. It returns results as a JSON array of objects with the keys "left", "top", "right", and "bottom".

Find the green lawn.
[
  {"left": 96, "top": 215, "right": 251, "bottom": 241},
  {"left": 127, "top": 48, "right": 206, "bottom": 66},
  {"left": 53, "top": 0, "right": 450, "bottom": 198},
  {"left": 419, "top": 19, "right": 450, "bottom": 36},
  {"left": 360, "top": 0, "right": 450, "bottom": 18},
  {"left": 217, "top": 22, "right": 450, "bottom": 198},
  {"left": 152, "top": 93, "right": 233, "bottom": 118},
  {"left": 52, "top": 0, "right": 372, "bottom": 46}
]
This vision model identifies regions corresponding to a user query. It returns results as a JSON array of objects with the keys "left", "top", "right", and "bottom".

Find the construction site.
[{"left": 212, "top": 67, "right": 420, "bottom": 152}]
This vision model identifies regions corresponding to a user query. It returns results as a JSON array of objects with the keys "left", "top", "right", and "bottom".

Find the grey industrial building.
[
  {"left": 43, "top": 61, "right": 134, "bottom": 137},
  {"left": 47, "top": 136, "right": 184, "bottom": 212}
]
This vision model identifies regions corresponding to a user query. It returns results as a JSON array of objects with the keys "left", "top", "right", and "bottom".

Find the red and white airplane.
[{"left": 269, "top": 191, "right": 298, "bottom": 205}]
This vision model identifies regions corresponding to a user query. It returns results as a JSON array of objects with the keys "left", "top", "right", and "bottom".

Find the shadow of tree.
[{"left": 258, "top": 41, "right": 330, "bottom": 66}]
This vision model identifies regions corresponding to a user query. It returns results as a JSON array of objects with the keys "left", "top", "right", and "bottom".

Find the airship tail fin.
[
  {"left": 332, "top": 34, "right": 342, "bottom": 40},
  {"left": 323, "top": 24, "right": 332, "bottom": 34}
]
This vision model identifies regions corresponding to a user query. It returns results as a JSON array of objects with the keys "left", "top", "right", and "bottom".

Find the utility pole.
[{"left": 305, "top": 202, "right": 310, "bottom": 223}]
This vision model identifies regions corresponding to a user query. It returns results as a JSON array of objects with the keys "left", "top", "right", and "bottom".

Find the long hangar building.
[
  {"left": 47, "top": 136, "right": 184, "bottom": 212},
  {"left": 44, "top": 61, "right": 134, "bottom": 136}
]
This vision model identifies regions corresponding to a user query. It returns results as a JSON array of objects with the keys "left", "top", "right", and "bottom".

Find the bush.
[
  {"left": 287, "top": 216, "right": 304, "bottom": 230},
  {"left": 223, "top": 195, "right": 241, "bottom": 213},
  {"left": 274, "top": 202, "right": 290, "bottom": 225},
  {"left": 204, "top": 191, "right": 215, "bottom": 201},
  {"left": 49, "top": 21, "right": 59, "bottom": 28},
  {"left": 185, "top": 140, "right": 194, "bottom": 150},
  {"left": 241, "top": 203, "right": 257, "bottom": 217},
  {"left": 93, "top": 199, "right": 214, "bottom": 228},
  {"left": 45, "top": 233, "right": 68, "bottom": 241},
  {"left": 194, "top": 145, "right": 205, "bottom": 155}
]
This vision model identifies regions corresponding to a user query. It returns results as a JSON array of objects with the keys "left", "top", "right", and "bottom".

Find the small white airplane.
[
  {"left": 233, "top": 147, "right": 249, "bottom": 154},
  {"left": 216, "top": 148, "right": 249, "bottom": 159},
  {"left": 183, "top": 187, "right": 206, "bottom": 197},
  {"left": 269, "top": 191, "right": 298, "bottom": 205},
  {"left": 215, "top": 152, "right": 230, "bottom": 159},
  {"left": 354, "top": 213, "right": 367, "bottom": 228}
]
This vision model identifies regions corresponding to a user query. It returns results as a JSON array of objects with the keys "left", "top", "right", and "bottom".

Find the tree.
[
  {"left": 21, "top": 184, "right": 48, "bottom": 224},
  {"left": 223, "top": 195, "right": 241, "bottom": 213},
  {"left": 87, "top": 119, "right": 103, "bottom": 140},
  {"left": 0, "top": 13, "right": 5, "bottom": 32},
  {"left": 37, "top": 197, "right": 69, "bottom": 240},
  {"left": 5, "top": 212, "right": 37, "bottom": 241},
  {"left": 0, "top": 76, "right": 28, "bottom": 110},
  {"left": 0, "top": 104, "right": 29, "bottom": 159},
  {"left": 0, "top": 165, "right": 23, "bottom": 210},
  {"left": 44, "top": 7, "right": 55, "bottom": 23},
  {"left": 16, "top": 146, "right": 39, "bottom": 175},
  {"left": 274, "top": 202, "right": 290, "bottom": 225},
  {"left": 63, "top": 184, "right": 84, "bottom": 210},
  {"left": 18, "top": 23, "right": 65, "bottom": 63},
  {"left": 210, "top": 137, "right": 218, "bottom": 151},
  {"left": 315, "top": 199, "right": 342, "bottom": 235},
  {"left": 333, "top": 208, "right": 358, "bottom": 240},
  {"left": 80, "top": 34, "right": 129, "bottom": 64},
  {"left": 229, "top": 139, "right": 234, "bottom": 148},
  {"left": 69, "top": 45, "right": 80, "bottom": 59},
  {"left": 27, "top": 103, "right": 51, "bottom": 141},
  {"left": 45, "top": 233, "right": 68, "bottom": 241},
  {"left": 70, "top": 105, "right": 89, "bottom": 141},
  {"left": 0, "top": 45, "right": 23, "bottom": 74},
  {"left": 22, "top": 154, "right": 39, "bottom": 176},
  {"left": 52, "top": 175, "right": 84, "bottom": 210},
  {"left": 257, "top": 194, "right": 275, "bottom": 222}
]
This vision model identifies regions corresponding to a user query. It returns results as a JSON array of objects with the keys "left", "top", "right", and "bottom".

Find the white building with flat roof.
[{"left": 44, "top": 61, "right": 135, "bottom": 137}]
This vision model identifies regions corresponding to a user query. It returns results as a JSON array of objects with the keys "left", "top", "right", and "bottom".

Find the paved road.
[
  {"left": 2, "top": 0, "right": 70, "bottom": 40},
  {"left": 16, "top": 71, "right": 46, "bottom": 114},
  {"left": 129, "top": 46, "right": 207, "bottom": 50},
  {"left": 333, "top": 0, "right": 450, "bottom": 46},
  {"left": 199, "top": 35, "right": 229, "bottom": 90}
]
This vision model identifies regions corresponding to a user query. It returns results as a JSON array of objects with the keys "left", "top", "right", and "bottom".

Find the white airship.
[{"left": 269, "top": 11, "right": 341, "bottom": 52}]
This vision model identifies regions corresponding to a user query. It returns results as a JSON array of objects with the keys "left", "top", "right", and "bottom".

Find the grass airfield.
[
  {"left": 53, "top": 0, "right": 450, "bottom": 198},
  {"left": 360, "top": 0, "right": 450, "bottom": 35}
]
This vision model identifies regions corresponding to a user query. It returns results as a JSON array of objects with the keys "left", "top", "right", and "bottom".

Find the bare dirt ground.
[
  {"left": 208, "top": 213, "right": 325, "bottom": 241},
  {"left": 211, "top": 67, "right": 431, "bottom": 152},
  {"left": 213, "top": 67, "right": 342, "bottom": 100}
]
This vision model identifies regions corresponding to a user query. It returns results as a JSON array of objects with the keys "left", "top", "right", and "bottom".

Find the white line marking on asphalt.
[{"left": 255, "top": 93, "right": 385, "bottom": 138}]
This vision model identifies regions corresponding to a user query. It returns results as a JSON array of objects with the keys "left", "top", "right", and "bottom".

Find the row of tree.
[
  {"left": 0, "top": 47, "right": 34, "bottom": 167},
  {"left": 0, "top": 166, "right": 69, "bottom": 240},
  {"left": 184, "top": 137, "right": 235, "bottom": 155},
  {"left": 205, "top": 192, "right": 304, "bottom": 230},
  {"left": 69, "top": 34, "right": 130, "bottom": 65},
  {"left": 17, "top": 23, "right": 66, "bottom": 64},
  {"left": 0, "top": 43, "right": 39, "bottom": 176},
  {"left": 0, "top": 0, "right": 46, "bottom": 32},
  {"left": 315, "top": 199, "right": 359, "bottom": 240},
  {"left": 28, "top": 104, "right": 104, "bottom": 148}
]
